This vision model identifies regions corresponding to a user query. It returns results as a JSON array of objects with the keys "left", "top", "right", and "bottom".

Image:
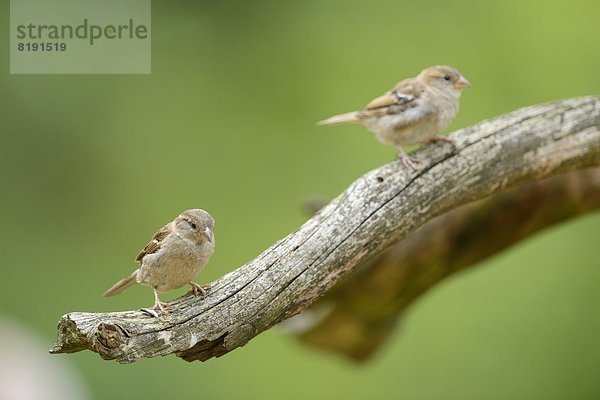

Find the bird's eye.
[
  {"left": 190, "top": 222, "right": 197, "bottom": 230},
  {"left": 443, "top": 75, "right": 451, "bottom": 81}
]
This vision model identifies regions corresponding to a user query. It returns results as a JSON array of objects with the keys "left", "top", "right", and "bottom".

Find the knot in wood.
[{"left": 97, "top": 322, "right": 122, "bottom": 349}]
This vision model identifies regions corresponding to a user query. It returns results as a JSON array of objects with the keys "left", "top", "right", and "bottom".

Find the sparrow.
[
  {"left": 318, "top": 65, "right": 471, "bottom": 168},
  {"left": 104, "top": 209, "right": 215, "bottom": 314}
]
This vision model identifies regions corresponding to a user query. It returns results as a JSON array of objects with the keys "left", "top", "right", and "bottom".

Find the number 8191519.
[{"left": 17, "top": 42, "right": 67, "bottom": 51}]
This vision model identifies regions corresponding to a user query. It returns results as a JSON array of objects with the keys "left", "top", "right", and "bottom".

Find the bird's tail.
[
  {"left": 317, "top": 111, "right": 360, "bottom": 126},
  {"left": 103, "top": 270, "right": 138, "bottom": 297}
]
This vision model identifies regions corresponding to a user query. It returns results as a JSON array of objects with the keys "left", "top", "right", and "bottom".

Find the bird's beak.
[
  {"left": 454, "top": 76, "right": 471, "bottom": 89},
  {"left": 203, "top": 227, "right": 214, "bottom": 243}
]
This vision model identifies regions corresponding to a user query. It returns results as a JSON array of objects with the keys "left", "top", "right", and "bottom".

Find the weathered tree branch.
[
  {"left": 51, "top": 96, "right": 600, "bottom": 363},
  {"left": 292, "top": 167, "right": 600, "bottom": 361}
]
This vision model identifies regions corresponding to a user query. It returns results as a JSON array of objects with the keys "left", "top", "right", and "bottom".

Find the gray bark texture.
[
  {"left": 51, "top": 96, "right": 600, "bottom": 363},
  {"left": 294, "top": 167, "right": 600, "bottom": 361}
]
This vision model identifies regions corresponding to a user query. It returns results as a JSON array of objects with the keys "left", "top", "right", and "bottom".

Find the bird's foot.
[
  {"left": 188, "top": 282, "right": 210, "bottom": 298},
  {"left": 142, "top": 288, "right": 171, "bottom": 317},
  {"left": 154, "top": 300, "right": 170, "bottom": 314},
  {"left": 140, "top": 300, "right": 170, "bottom": 317},
  {"left": 397, "top": 153, "right": 419, "bottom": 170},
  {"left": 140, "top": 307, "right": 160, "bottom": 317}
]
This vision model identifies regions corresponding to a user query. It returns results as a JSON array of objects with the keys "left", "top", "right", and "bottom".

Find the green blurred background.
[{"left": 1, "top": 0, "right": 599, "bottom": 399}]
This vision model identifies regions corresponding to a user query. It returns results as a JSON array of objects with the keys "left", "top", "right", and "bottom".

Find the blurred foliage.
[{"left": 1, "top": 0, "right": 599, "bottom": 399}]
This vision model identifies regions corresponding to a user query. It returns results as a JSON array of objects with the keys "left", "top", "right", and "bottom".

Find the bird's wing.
[
  {"left": 135, "top": 224, "right": 171, "bottom": 262},
  {"left": 358, "top": 78, "right": 427, "bottom": 120}
]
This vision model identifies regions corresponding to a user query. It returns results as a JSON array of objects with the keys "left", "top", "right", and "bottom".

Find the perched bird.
[
  {"left": 318, "top": 65, "right": 470, "bottom": 168},
  {"left": 104, "top": 209, "right": 215, "bottom": 314}
]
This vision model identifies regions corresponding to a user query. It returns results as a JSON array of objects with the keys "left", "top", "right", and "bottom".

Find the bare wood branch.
[
  {"left": 293, "top": 167, "right": 600, "bottom": 361},
  {"left": 50, "top": 96, "right": 600, "bottom": 363}
]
